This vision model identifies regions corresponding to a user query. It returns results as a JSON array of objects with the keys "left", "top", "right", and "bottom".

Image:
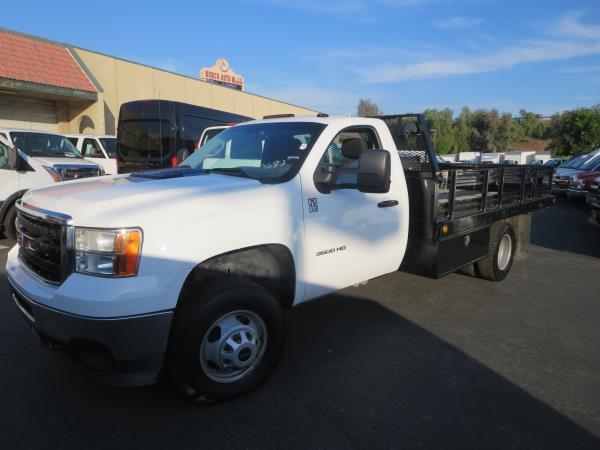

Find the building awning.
[{"left": 0, "top": 29, "right": 98, "bottom": 101}]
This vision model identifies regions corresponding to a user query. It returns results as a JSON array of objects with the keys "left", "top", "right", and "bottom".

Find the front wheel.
[
  {"left": 3, "top": 204, "right": 17, "bottom": 241},
  {"left": 476, "top": 222, "right": 516, "bottom": 282},
  {"left": 168, "top": 281, "right": 286, "bottom": 402}
]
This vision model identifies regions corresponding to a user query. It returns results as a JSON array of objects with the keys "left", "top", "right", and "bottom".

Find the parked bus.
[{"left": 116, "top": 100, "right": 250, "bottom": 173}]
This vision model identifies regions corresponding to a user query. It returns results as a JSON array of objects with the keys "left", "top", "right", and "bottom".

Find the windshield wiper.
[{"left": 207, "top": 167, "right": 250, "bottom": 178}]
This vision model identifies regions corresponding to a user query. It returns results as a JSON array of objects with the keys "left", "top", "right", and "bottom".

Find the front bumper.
[
  {"left": 8, "top": 277, "right": 173, "bottom": 386},
  {"left": 552, "top": 185, "right": 569, "bottom": 193}
]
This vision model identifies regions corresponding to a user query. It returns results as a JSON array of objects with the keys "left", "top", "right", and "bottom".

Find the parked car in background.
[
  {"left": 116, "top": 100, "right": 250, "bottom": 174},
  {"left": 588, "top": 176, "right": 600, "bottom": 226},
  {"left": 197, "top": 125, "right": 230, "bottom": 149},
  {"left": 565, "top": 157, "right": 600, "bottom": 199},
  {"left": 553, "top": 150, "right": 600, "bottom": 193},
  {"left": 568, "top": 165, "right": 600, "bottom": 201},
  {"left": 0, "top": 129, "right": 103, "bottom": 240},
  {"left": 544, "top": 158, "right": 568, "bottom": 168},
  {"left": 558, "top": 154, "right": 589, "bottom": 171},
  {"left": 67, "top": 134, "right": 117, "bottom": 174}
]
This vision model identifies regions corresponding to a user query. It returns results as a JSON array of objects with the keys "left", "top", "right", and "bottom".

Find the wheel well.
[
  {"left": 0, "top": 190, "right": 26, "bottom": 224},
  {"left": 178, "top": 244, "right": 296, "bottom": 309}
]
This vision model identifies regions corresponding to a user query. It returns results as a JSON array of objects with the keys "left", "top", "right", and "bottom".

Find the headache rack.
[{"left": 376, "top": 114, "right": 555, "bottom": 278}]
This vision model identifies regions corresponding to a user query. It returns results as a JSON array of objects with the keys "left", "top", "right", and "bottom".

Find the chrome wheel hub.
[
  {"left": 497, "top": 233, "right": 512, "bottom": 271},
  {"left": 200, "top": 310, "right": 267, "bottom": 383}
]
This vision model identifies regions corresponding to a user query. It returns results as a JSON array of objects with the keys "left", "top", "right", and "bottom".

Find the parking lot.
[{"left": 0, "top": 198, "right": 599, "bottom": 449}]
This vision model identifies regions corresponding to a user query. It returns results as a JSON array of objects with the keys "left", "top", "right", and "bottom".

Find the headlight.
[
  {"left": 43, "top": 165, "right": 61, "bottom": 182},
  {"left": 75, "top": 228, "right": 142, "bottom": 277}
]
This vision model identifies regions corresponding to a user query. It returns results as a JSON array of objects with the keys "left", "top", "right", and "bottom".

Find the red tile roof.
[{"left": 0, "top": 30, "right": 96, "bottom": 93}]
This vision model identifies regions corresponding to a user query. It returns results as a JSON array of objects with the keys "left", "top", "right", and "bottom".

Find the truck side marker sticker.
[{"left": 308, "top": 197, "right": 319, "bottom": 213}]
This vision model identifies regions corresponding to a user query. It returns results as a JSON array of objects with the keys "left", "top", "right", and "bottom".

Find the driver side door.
[{"left": 300, "top": 128, "right": 403, "bottom": 301}]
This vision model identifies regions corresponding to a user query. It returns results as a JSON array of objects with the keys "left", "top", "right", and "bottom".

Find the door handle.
[{"left": 378, "top": 200, "right": 398, "bottom": 208}]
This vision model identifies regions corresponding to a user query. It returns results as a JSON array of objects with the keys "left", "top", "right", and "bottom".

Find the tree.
[
  {"left": 424, "top": 108, "right": 455, "bottom": 154},
  {"left": 516, "top": 109, "right": 548, "bottom": 139},
  {"left": 453, "top": 107, "right": 472, "bottom": 152},
  {"left": 469, "top": 109, "right": 500, "bottom": 152},
  {"left": 548, "top": 106, "right": 600, "bottom": 156},
  {"left": 497, "top": 112, "right": 519, "bottom": 151},
  {"left": 357, "top": 98, "right": 382, "bottom": 117}
]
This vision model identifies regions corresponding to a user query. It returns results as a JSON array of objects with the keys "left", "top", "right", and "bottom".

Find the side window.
[
  {"left": 67, "top": 137, "right": 79, "bottom": 147},
  {"left": 316, "top": 128, "right": 380, "bottom": 187},
  {"left": 0, "top": 140, "right": 8, "bottom": 169},
  {"left": 82, "top": 138, "right": 103, "bottom": 158}
]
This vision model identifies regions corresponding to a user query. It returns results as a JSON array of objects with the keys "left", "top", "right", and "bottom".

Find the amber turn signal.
[{"left": 114, "top": 229, "right": 142, "bottom": 277}]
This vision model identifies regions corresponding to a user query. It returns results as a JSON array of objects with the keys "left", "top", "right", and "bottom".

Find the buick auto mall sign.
[{"left": 200, "top": 58, "right": 244, "bottom": 91}]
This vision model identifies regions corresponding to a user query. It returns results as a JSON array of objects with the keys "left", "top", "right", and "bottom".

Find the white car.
[
  {"left": 66, "top": 134, "right": 117, "bottom": 174},
  {"left": 0, "top": 129, "right": 103, "bottom": 240},
  {"left": 5, "top": 115, "right": 553, "bottom": 401}
]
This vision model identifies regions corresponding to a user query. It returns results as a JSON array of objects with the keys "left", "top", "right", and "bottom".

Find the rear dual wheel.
[{"left": 476, "top": 222, "right": 516, "bottom": 282}]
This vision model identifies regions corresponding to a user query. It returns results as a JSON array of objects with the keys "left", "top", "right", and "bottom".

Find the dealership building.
[{"left": 0, "top": 28, "right": 316, "bottom": 135}]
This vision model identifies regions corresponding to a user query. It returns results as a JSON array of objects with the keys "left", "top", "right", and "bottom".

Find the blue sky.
[{"left": 3, "top": 0, "right": 600, "bottom": 116}]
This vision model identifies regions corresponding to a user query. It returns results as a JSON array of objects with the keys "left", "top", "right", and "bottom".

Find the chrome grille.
[
  {"left": 17, "top": 212, "right": 65, "bottom": 283},
  {"left": 57, "top": 166, "right": 102, "bottom": 180}
]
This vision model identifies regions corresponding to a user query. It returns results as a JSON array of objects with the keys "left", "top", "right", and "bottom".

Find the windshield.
[
  {"left": 571, "top": 155, "right": 591, "bottom": 168},
  {"left": 99, "top": 138, "right": 117, "bottom": 158},
  {"left": 11, "top": 132, "right": 83, "bottom": 158},
  {"left": 579, "top": 154, "right": 600, "bottom": 171},
  {"left": 182, "top": 122, "right": 326, "bottom": 183}
]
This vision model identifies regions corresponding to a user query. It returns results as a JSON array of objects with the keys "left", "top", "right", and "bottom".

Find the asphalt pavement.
[{"left": 0, "top": 197, "right": 599, "bottom": 449}]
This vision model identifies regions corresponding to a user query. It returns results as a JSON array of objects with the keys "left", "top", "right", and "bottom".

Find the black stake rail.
[{"left": 437, "top": 164, "right": 554, "bottom": 221}]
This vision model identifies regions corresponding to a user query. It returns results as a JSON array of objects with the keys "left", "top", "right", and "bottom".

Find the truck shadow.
[
  {"left": 531, "top": 197, "right": 600, "bottom": 259},
  {"left": 1, "top": 281, "right": 598, "bottom": 449}
]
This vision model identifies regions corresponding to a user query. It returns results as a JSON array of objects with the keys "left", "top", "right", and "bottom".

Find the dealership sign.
[{"left": 200, "top": 58, "right": 244, "bottom": 91}]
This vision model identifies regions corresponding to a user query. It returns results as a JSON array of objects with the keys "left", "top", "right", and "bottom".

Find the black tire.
[
  {"left": 3, "top": 204, "right": 17, "bottom": 241},
  {"left": 476, "top": 222, "right": 516, "bottom": 282},
  {"left": 168, "top": 280, "right": 286, "bottom": 402}
]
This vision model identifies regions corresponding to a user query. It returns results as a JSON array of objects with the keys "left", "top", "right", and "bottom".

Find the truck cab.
[
  {"left": 66, "top": 134, "right": 117, "bottom": 175},
  {"left": 0, "top": 129, "right": 104, "bottom": 240}
]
